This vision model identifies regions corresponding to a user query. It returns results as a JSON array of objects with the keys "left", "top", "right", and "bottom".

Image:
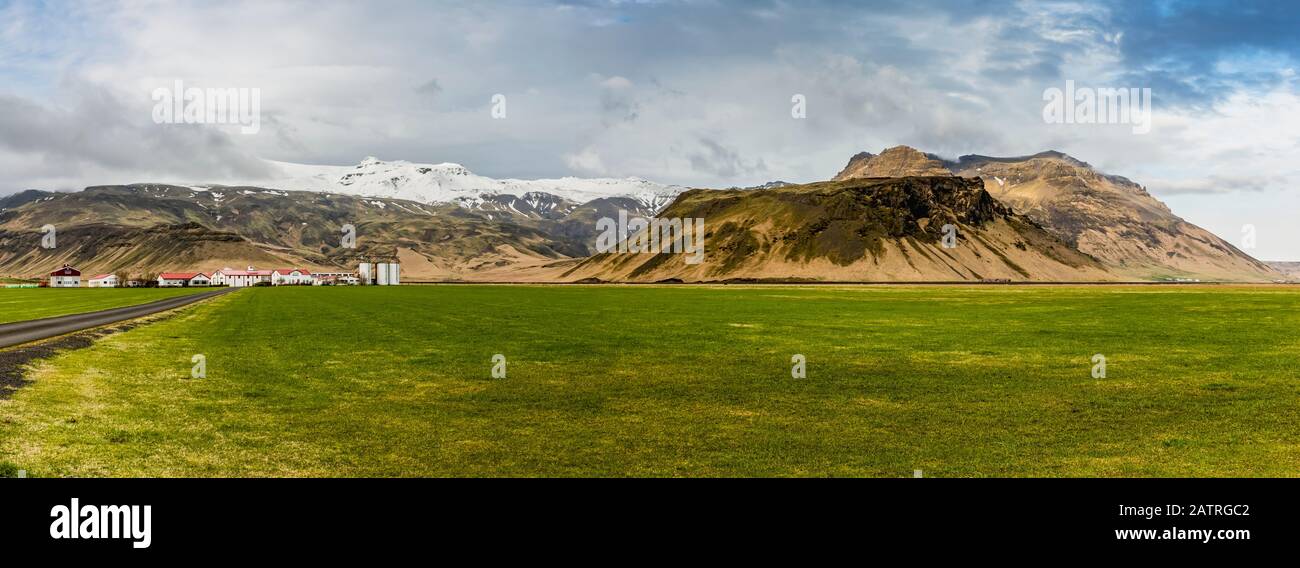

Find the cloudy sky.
[{"left": 2, "top": 0, "right": 1299, "bottom": 258}]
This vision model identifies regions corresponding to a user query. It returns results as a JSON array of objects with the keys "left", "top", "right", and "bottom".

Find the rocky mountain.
[
  {"left": 832, "top": 146, "right": 953, "bottom": 179},
  {"left": 564, "top": 176, "right": 1110, "bottom": 282},
  {"left": 833, "top": 146, "right": 1278, "bottom": 282}
]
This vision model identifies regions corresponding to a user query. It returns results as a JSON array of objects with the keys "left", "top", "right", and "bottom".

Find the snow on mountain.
[{"left": 236, "top": 157, "right": 686, "bottom": 213}]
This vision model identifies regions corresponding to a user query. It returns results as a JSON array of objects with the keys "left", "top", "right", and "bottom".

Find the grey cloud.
[
  {"left": 687, "top": 137, "right": 768, "bottom": 178},
  {"left": 416, "top": 78, "right": 442, "bottom": 97},
  {"left": 1149, "top": 174, "right": 1290, "bottom": 196},
  {"left": 0, "top": 82, "right": 273, "bottom": 191}
]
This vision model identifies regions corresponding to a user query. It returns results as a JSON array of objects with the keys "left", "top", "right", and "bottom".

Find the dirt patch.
[{"left": 0, "top": 321, "right": 141, "bottom": 399}]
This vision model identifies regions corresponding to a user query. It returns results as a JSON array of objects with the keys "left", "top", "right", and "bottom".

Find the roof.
[
  {"left": 216, "top": 270, "right": 272, "bottom": 276},
  {"left": 89, "top": 274, "right": 115, "bottom": 280},
  {"left": 158, "top": 272, "right": 209, "bottom": 280},
  {"left": 49, "top": 266, "right": 81, "bottom": 276},
  {"left": 272, "top": 268, "right": 312, "bottom": 275}
]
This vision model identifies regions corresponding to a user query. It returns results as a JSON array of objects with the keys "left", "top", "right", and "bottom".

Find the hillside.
[
  {"left": 564, "top": 176, "right": 1111, "bottom": 282},
  {"left": 1265, "top": 261, "right": 1300, "bottom": 281},
  {"left": 0, "top": 184, "right": 591, "bottom": 281},
  {"left": 833, "top": 146, "right": 1278, "bottom": 282}
]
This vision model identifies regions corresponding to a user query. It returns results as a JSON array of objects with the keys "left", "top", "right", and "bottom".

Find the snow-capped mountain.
[{"left": 228, "top": 157, "right": 685, "bottom": 214}]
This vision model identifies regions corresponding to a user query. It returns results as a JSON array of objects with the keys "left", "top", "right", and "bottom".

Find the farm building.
[
  {"left": 358, "top": 262, "right": 400, "bottom": 285},
  {"left": 211, "top": 267, "right": 273, "bottom": 287},
  {"left": 158, "top": 272, "right": 211, "bottom": 287},
  {"left": 88, "top": 274, "right": 119, "bottom": 288},
  {"left": 270, "top": 268, "right": 314, "bottom": 286},
  {"left": 313, "top": 272, "right": 359, "bottom": 285},
  {"left": 49, "top": 264, "right": 81, "bottom": 288}
]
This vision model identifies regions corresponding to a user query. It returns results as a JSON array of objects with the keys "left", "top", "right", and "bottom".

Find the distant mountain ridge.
[
  {"left": 0, "top": 184, "right": 599, "bottom": 281},
  {"left": 229, "top": 157, "right": 686, "bottom": 215}
]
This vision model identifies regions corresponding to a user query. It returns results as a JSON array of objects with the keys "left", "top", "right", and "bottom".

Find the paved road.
[{"left": 0, "top": 288, "right": 238, "bottom": 349}]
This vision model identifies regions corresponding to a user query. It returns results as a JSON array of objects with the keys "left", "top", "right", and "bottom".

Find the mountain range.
[
  {"left": 0, "top": 150, "right": 1285, "bottom": 283},
  {"left": 832, "top": 146, "right": 1275, "bottom": 281}
]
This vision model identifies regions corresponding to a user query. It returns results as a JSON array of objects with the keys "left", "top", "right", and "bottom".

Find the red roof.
[
  {"left": 49, "top": 265, "right": 81, "bottom": 276},
  {"left": 89, "top": 274, "right": 115, "bottom": 280},
  {"left": 218, "top": 269, "right": 272, "bottom": 276},
  {"left": 159, "top": 272, "right": 209, "bottom": 280},
  {"left": 272, "top": 268, "right": 312, "bottom": 275}
]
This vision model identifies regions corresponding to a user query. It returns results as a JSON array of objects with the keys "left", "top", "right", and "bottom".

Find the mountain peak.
[
  {"left": 955, "top": 150, "right": 1091, "bottom": 170},
  {"left": 833, "top": 145, "right": 952, "bottom": 180}
]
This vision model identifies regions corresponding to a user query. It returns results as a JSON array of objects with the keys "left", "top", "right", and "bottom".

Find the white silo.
[
  {"left": 376, "top": 262, "right": 390, "bottom": 286},
  {"left": 358, "top": 262, "right": 373, "bottom": 285},
  {"left": 388, "top": 263, "right": 400, "bottom": 285}
]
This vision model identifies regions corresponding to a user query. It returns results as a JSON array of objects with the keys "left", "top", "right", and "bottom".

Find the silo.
[
  {"left": 358, "top": 262, "right": 372, "bottom": 285},
  {"left": 376, "top": 262, "right": 390, "bottom": 286},
  {"left": 388, "top": 263, "right": 400, "bottom": 285}
]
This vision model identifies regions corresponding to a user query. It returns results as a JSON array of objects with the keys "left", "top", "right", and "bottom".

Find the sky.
[{"left": 1, "top": 0, "right": 1298, "bottom": 259}]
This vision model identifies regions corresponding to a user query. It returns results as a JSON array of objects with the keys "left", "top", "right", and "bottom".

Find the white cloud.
[{"left": 564, "top": 147, "right": 607, "bottom": 175}]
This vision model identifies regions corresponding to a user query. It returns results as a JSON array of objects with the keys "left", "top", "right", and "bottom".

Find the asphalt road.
[{"left": 0, "top": 288, "right": 238, "bottom": 350}]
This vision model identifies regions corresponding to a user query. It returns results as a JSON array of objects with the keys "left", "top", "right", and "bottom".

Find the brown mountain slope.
[
  {"left": 563, "top": 176, "right": 1112, "bottom": 282},
  {"left": 0, "top": 185, "right": 588, "bottom": 280},
  {"left": 834, "top": 147, "right": 1278, "bottom": 282},
  {"left": 832, "top": 146, "right": 953, "bottom": 179}
]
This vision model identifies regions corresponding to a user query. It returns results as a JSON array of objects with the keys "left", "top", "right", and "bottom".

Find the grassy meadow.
[
  {"left": 0, "top": 287, "right": 212, "bottom": 324},
  {"left": 2, "top": 284, "right": 1299, "bottom": 477}
]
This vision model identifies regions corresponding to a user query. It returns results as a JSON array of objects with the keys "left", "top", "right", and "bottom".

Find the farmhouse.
[
  {"left": 158, "top": 272, "right": 211, "bottom": 287},
  {"left": 49, "top": 264, "right": 81, "bottom": 288},
  {"left": 270, "top": 268, "right": 314, "bottom": 286},
  {"left": 211, "top": 267, "right": 272, "bottom": 287},
  {"left": 88, "top": 273, "right": 119, "bottom": 288}
]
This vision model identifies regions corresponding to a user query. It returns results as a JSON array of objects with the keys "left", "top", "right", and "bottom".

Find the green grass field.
[
  {"left": 0, "top": 287, "right": 212, "bottom": 324},
  {"left": 2, "top": 285, "right": 1299, "bottom": 477}
]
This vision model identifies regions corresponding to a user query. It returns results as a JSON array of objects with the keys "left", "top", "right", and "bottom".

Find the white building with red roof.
[
  {"left": 49, "top": 264, "right": 81, "bottom": 288},
  {"left": 158, "top": 272, "right": 211, "bottom": 287},
  {"left": 211, "top": 266, "right": 272, "bottom": 287},
  {"left": 87, "top": 273, "right": 119, "bottom": 288},
  {"left": 270, "top": 268, "right": 314, "bottom": 286}
]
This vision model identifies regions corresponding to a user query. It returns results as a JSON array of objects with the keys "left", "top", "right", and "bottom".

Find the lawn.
[
  {"left": 0, "top": 287, "right": 214, "bottom": 324},
  {"left": 1, "top": 284, "right": 1299, "bottom": 477}
]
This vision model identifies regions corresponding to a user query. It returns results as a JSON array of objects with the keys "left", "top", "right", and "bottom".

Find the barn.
[
  {"left": 88, "top": 274, "right": 119, "bottom": 288},
  {"left": 49, "top": 264, "right": 81, "bottom": 288}
]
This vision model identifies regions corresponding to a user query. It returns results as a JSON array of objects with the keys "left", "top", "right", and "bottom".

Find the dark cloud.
[
  {"left": 687, "top": 137, "right": 767, "bottom": 178},
  {"left": 416, "top": 78, "right": 442, "bottom": 97},
  {"left": 1105, "top": 0, "right": 1300, "bottom": 103}
]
